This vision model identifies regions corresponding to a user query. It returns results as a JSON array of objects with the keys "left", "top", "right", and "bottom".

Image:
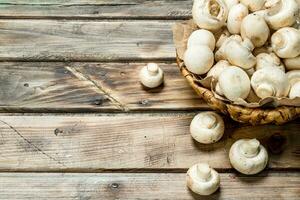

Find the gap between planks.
[
  {"left": 0, "top": 172, "right": 299, "bottom": 200},
  {"left": 0, "top": 0, "right": 192, "bottom": 20},
  {"left": 0, "top": 113, "right": 298, "bottom": 172}
]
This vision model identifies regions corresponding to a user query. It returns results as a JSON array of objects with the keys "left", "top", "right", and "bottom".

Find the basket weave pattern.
[{"left": 176, "top": 56, "right": 300, "bottom": 125}]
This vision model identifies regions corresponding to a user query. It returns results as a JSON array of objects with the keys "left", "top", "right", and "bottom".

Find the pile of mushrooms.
[{"left": 184, "top": 0, "right": 300, "bottom": 101}]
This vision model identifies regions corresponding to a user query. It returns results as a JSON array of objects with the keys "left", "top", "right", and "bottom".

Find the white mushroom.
[
  {"left": 253, "top": 44, "right": 273, "bottom": 56},
  {"left": 289, "top": 82, "right": 300, "bottom": 98},
  {"left": 287, "top": 70, "right": 300, "bottom": 98},
  {"left": 256, "top": 53, "right": 285, "bottom": 71},
  {"left": 187, "top": 29, "right": 216, "bottom": 51},
  {"left": 240, "top": 0, "right": 266, "bottom": 12},
  {"left": 215, "top": 28, "right": 231, "bottom": 49},
  {"left": 241, "top": 13, "right": 270, "bottom": 47},
  {"left": 251, "top": 67, "right": 290, "bottom": 98},
  {"left": 207, "top": 60, "right": 231, "bottom": 80},
  {"left": 224, "top": 0, "right": 239, "bottom": 9},
  {"left": 223, "top": 38, "right": 257, "bottom": 69},
  {"left": 229, "top": 139, "right": 268, "bottom": 175},
  {"left": 284, "top": 56, "right": 300, "bottom": 70},
  {"left": 265, "top": 0, "right": 299, "bottom": 30},
  {"left": 186, "top": 163, "right": 220, "bottom": 195},
  {"left": 271, "top": 27, "right": 300, "bottom": 58},
  {"left": 215, "top": 35, "right": 242, "bottom": 61},
  {"left": 190, "top": 112, "right": 225, "bottom": 144},
  {"left": 184, "top": 45, "right": 214, "bottom": 75},
  {"left": 227, "top": 3, "right": 249, "bottom": 34},
  {"left": 139, "top": 63, "right": 164, "bottom": 88},
  {"left": 217, "top": 66, "right": 251, "bottom": 101},
  {"left": 192, "top": 0, "right": 229, "bottom": 31}
]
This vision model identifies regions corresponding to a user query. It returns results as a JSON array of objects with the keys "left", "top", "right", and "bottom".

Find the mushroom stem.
[
  {"left": 201, "top": 115, "right": 217, "bottom": 129},
  {"left": 256, "top": 83, "right": 275, "bottom": 98},
  {"left": 240, "top": 139, "right": 260, "bottom": 157},
  {"left": 197, "top": 163, "right": 212, "bottom": 181},
  {"left": 147, "top": 63, "right": 159, "bottom": 75}
]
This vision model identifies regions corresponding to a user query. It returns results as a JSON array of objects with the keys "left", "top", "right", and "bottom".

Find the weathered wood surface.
[
  {"left": 0, "top": 62, "right": 206, "bottom": 112},
  {"left": 0, "top": 114, "right": 298, "bottom": 171},
  {"left": 0, "top": 0, "right": 192, "bottom": 19},
  {"left": 0, "top": 20, "right": 176, "bottom": 61},
  {"left": 0, "top": 172, "right": 299, "bottom": 199}
]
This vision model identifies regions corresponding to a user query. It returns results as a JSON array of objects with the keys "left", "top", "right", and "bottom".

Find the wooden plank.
[
  {"left": 0, "top": 114, "right": 298, "bottom": 171},
  {"left": 0, "top": 0, "right": 192, "bottom": 19},
  {"left": 0, "top": 172, "right": 299, "bottom": 199},
  {"left": 0, "top": 62, "right": 205, "bottom": 112},
  {"left": 0, "top": 20, "right": 175, "bottom": 61}
]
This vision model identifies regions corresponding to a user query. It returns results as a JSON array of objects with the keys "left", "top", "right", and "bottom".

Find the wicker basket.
[{"left": 176, "top": 56, "right": 300, "bottom": 125}]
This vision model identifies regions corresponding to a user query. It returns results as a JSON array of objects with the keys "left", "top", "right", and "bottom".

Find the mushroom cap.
[
  {"left": 251, "top": 66, "right": 290, "bottom": 98},
  {"left": 139, "top": 63, "right": 164, "bottom": 88},
  {"left": 218, "top": 66, "right": 251, "bottom": 101},
  {"left": 256, "top": 53, "right": 285, "bottom": 72},
  {"left": 227, "top": 3, "right": 249, "bottom": 34},
  {"left": 187, "top": 29, "right": 216, "bottom": 51},
  {"left": 241, "top": 14, "right": 270, "bottom": 47},
  {"left": 240, "top": 0, "right": 266, "bottom": 12},
  {"left": 271, "top": 27, "right": 300, "bottom": 58},
  {"left": 265, "top": 0, "right": 299, "bottom": 30},
  {"left": 190, "top": 112, "right": 225, "bottom": 144},
  {"left": 229, "top": 139, "right": 268, "bottom": 175},
  {"left": 224, "top": 0, "right": 239, "bottom": 9},
  {"left": 224, "top": 39, "right": 256, "bottom": 69},
  {"left": 187, "top": 163, "right": 220, "bottom": 195},
  {"left": 215, "top": 28, "right": 231, "bottom": 49},
  {"left": 287, "top": 70, "right": 300, "bottom": 85},
  {"left": 284, "top": 56, "right": 300, "bottom": 70},
  {"left": 184, "top": 45, "right": 214, "bottom": 75},
  {"left": 192, "top": 0, "right": 228, "bottom": 31},
  {"left": 215, "top": 35, "right": 243, "bottom": 61},
  {"left": 207, "top": 60, "right": 231, "bottom": 80},
  {"left": 289, "top": 81, "right": 300, "bottom": 98}
]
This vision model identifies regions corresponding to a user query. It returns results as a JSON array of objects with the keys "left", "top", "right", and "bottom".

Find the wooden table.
[{"left": 0, "top": 1, "right": 299, "bottom": 199}]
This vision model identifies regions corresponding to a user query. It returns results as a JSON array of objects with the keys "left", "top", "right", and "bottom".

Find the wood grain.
[
  {"left": 0, "top": 114, "right": 298, "bottom": 171},
  {"left": 0, "top": 172, "right": 299, "bottom": 199},
  {"left": 0, "top": 20, "right": 176, "bottom": 61},
  {"left": 0, "top": 62, "right": 206, "bottom": 112},
  {"left": 0, "top": 0, "right": 192, "bottom": 19}
]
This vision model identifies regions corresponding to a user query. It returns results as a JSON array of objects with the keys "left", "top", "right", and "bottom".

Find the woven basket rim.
[{"left": 176, "top": 55, "right": 300, "bottom": 125}]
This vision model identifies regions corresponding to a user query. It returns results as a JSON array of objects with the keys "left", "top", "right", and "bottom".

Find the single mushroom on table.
[
  {"left": 251, "top": 67, "right": 290, "bottom": 99},
  {"left": 184, "top": 45, "right": 214, "bottom": 75},
  {"left": 271, "top": 27, "right": 300, "bottom": 58},
  {"left": 192, "top": 0, "right": 229, "bottom": 31},
  {"left": 139, "top": 63, "right": 164, "bottom": 88},
  {"left": 187, "top": 29, "right": 216, "bottom": 50},
  {"left": 264, "top": 0, "right": 299, "bottom": 30},
  {"left": 229, "top": 139, "right": 268, "bottom": 175},
  {"left": 216, "top": 66, "right": 251, "bottom": 101},
  {"left": 241, "top": 13, "right": 270, "bottom": 47},
  {"left": 240, "top": 0, "right": 266, "bottom": 12},
  {"left": 190, "top": 112, "right": 225, "bottom": 144},
  {"left": 287, "top": 70, "right": 300, "bottom": 98},
  {"left": 256, "top": 52, "right": 285, "bottom": 71},
  {"left": 227, "top": 3, "right": 249, "bottom": 34},
  {"left": 187, "top": 163, "right": 220, "bottom": 195}
]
